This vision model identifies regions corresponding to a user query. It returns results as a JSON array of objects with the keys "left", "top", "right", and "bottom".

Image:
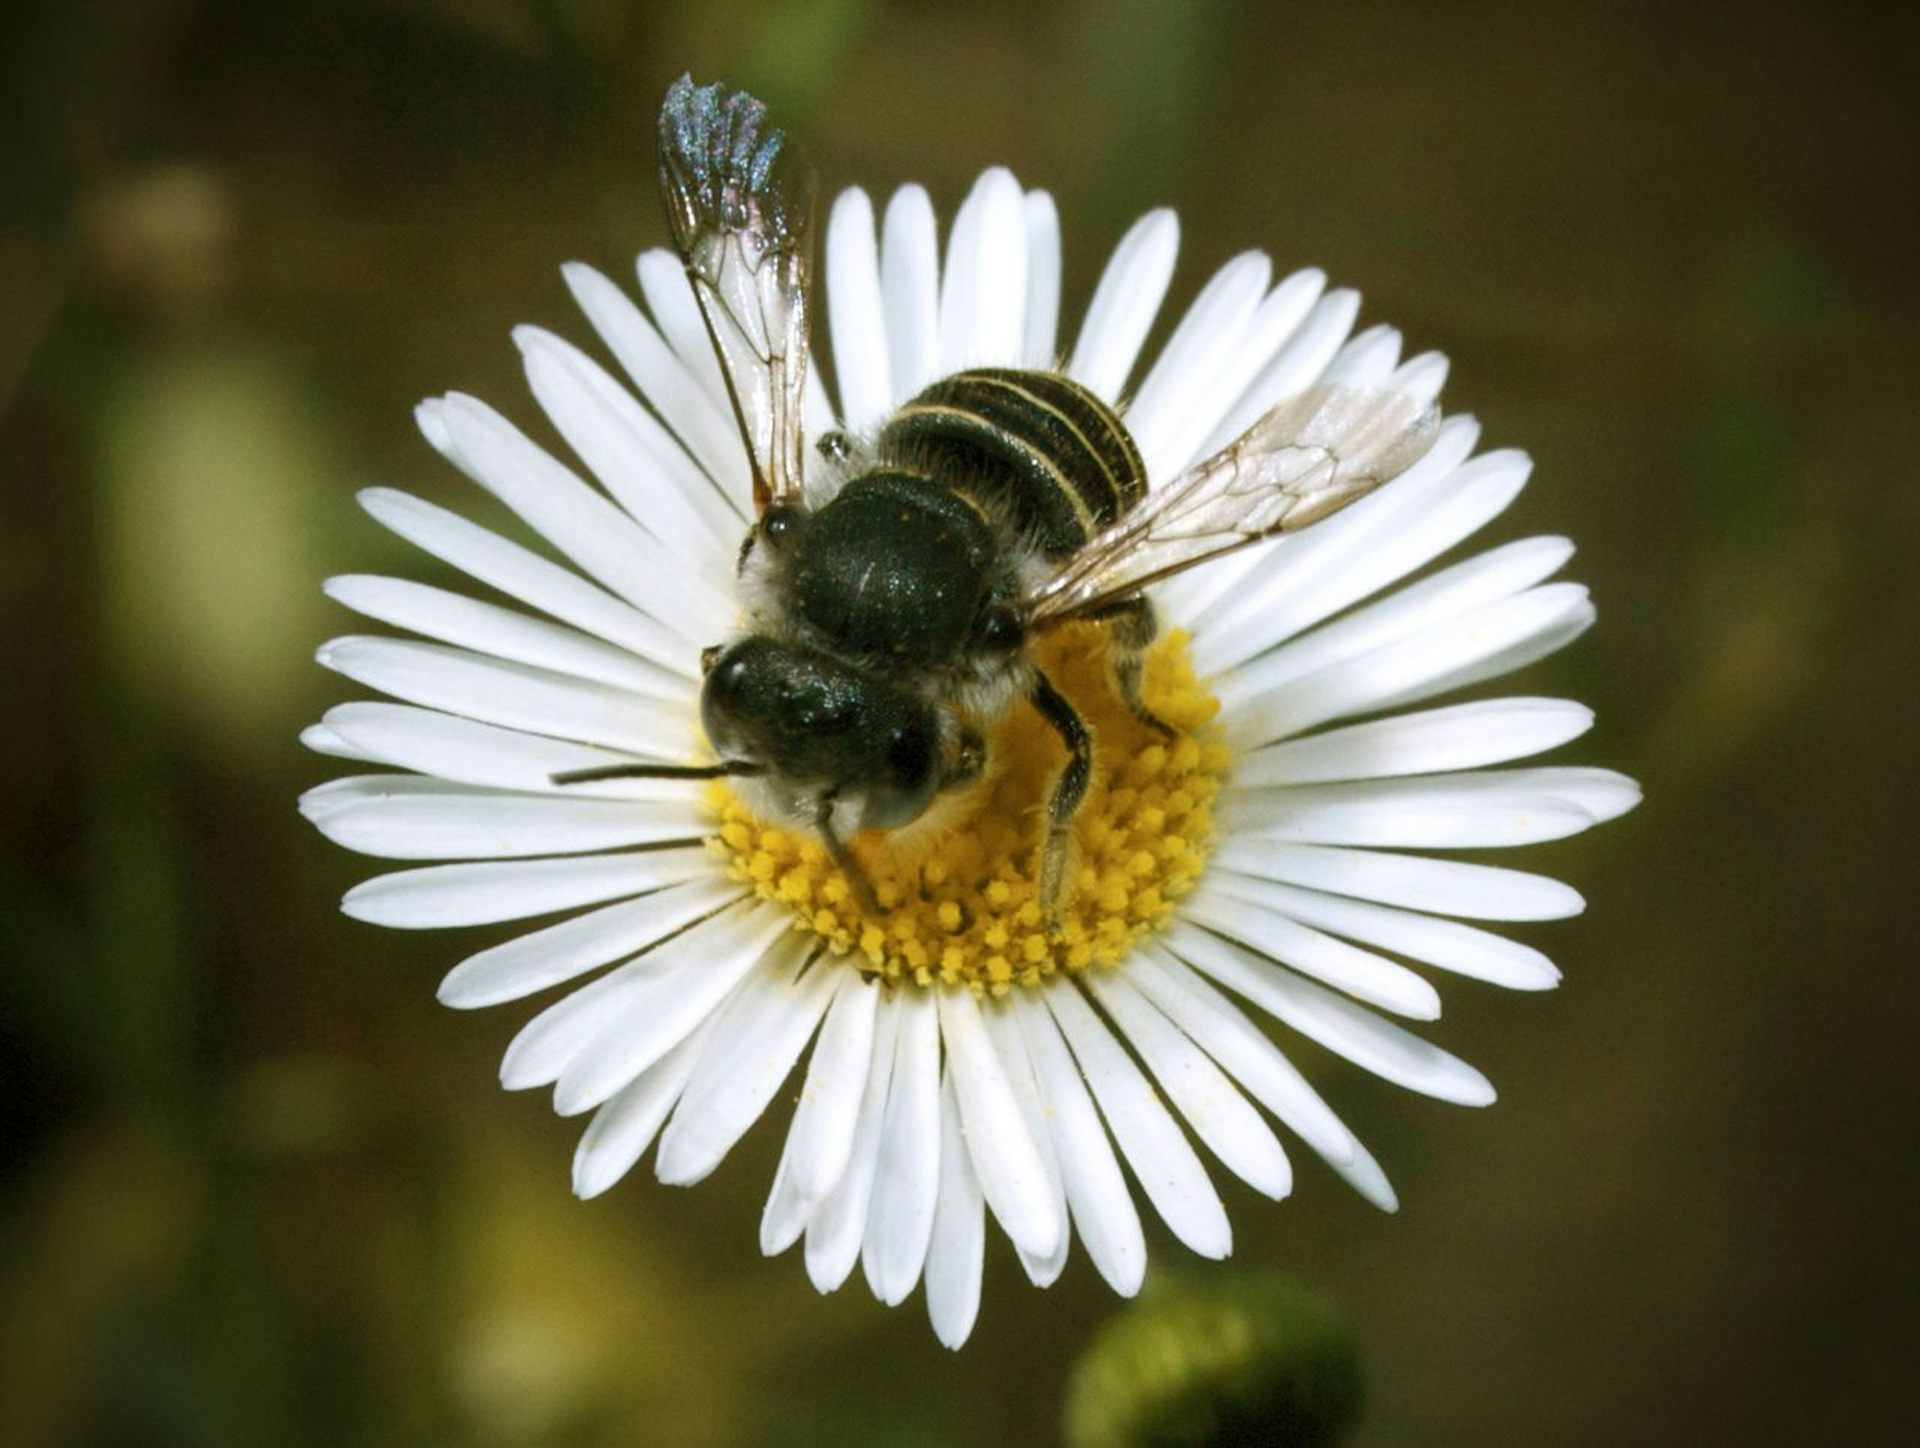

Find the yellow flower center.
[{"left": 708, "top": 627, "right": 1230, "bottom": 995}]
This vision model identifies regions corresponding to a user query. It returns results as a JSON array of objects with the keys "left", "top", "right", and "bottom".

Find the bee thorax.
[{"left": 781, "top": 471, "right": 1007, "bottom": 669}]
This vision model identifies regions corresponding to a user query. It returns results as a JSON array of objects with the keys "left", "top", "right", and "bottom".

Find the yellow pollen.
[{"left": 707, "top": 627, "right": 1227, "bottom": 995}]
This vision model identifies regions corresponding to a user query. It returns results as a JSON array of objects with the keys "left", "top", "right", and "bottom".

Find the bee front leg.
[
  {"left": 814, "top": 790, "right": 879, "bottom": 915},
  {"left": 941, "top": 725, "right": 987, "bottom": 791},
  {"left": 1087, "top": 595, "right": 1177, "bottom": 739},
  {"left": 1029, "top": 670, "right": 1092, "bottom": 928}
]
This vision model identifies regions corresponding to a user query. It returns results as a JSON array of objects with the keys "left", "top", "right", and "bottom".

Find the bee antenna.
[{"left": 550, "top": 760, "right": 761, "bottom": 786}]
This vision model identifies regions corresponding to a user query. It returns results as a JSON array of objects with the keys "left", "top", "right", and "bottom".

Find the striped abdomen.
[{"left": 875, "top": 368, "right": 1147, "bottom": 560}]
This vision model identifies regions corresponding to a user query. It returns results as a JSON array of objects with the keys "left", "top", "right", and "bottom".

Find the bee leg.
[
  {"left": 941, "top": 725, "right": 987, "bottom": 791},
  {"left": 814, "top": 791, "right": 880, "bottom": 915},
  {"left": 1030, "top": 670, "right": 1092, "bottom": 928},
  {"left": 1089, "top": 595, "right": 1177, "bottom": 739}
]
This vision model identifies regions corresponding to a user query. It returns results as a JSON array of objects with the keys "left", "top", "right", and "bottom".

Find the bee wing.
[
  {"left": 658, "top": 75, "right": 817, "bottom": 514},
  {"left": 1024, "top": 384, "right": 1441, "bottom": 627}
]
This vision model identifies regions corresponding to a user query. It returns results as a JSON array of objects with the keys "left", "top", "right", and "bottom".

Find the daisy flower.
[{"left": 302, "top": 81, "right": 1637, "bottom": 1349}]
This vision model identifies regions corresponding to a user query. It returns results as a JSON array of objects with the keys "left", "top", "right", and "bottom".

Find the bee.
[{"left": 556, "top": 76, "right": 1440, "bottom": 920}]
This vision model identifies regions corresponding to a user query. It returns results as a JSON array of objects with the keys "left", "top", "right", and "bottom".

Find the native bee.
[{"left": 556, "top": 76, "right": 1440, "bottom": 920}]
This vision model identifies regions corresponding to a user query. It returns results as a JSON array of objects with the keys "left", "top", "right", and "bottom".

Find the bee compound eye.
[{"left": 699, "top": 643, "right": 757, "bottom": 743}]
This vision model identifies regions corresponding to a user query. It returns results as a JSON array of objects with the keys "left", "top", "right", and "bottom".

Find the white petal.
[
  {"left": 317, "top": 636, "right": 689, "bottom": 759},
  {"left": 318, "top": 703, "right": 700, "bottom": 801},
  {"left": 1225, "top": 765, "right": 1637, "bottom": 844},
  {"left": 514, "top": 323, "right": 738, "bottom": 555},
  {"left": 1226, "top": 584, "right": 1597, "bottom": 752},
  {"left": 1492, "top": 766, "right": 1642, "bottom": 823},
  {"left": 550, "top": 907, "right": 794, "bottom": 1115},
  {"left": 560, "top": 261, "right": 750, "bottom": 502},
  {"left": 301, "top": 723, "right": 374, "bottom": 761},
  {"left": 656, "top": 943, "right": 837, "bottom": 1185},
  {"left": 1323, "top": 1135, "right": 1398, "bottom": 1213},
  {"left": 787, "top": 972, "right": 882, "bottom": 1203},
  {"left": 806, "top": 994, "right": 901, "bottom": 1291},
  {"left": 325, "top": 573, "right": 679, "bottom": 699},
  {"left": 634, "top": 248, "right": 731, "bottom": 414},
  {"left": 358, "top": 488, "right": 689, "bottom": 673},
  {"left": 1232, "top": 698, "right": 1594, "bottom": 789},
  {"left": 1163, "top": 265, "right": 1328, "bottom": 476},
  {"left": 1014, "top": 994, "right": 1145, "bottom": 1295},
  {"left": 1021, "top": 191, "right": 1062, "bottom": 366},
  {"left": 760, "top": 1126, "right": 809, "bottom": 1256},
  {"left": 982, "top": 999, "right": 1070, "bottom": 1287},
  {"left": 1068, "top": 208, "right": 1179, "bottom": 404},
  {"left": 861, "top": 990, "right": 942, "bottom": 1304},
  {"left": 1127, "top": 945, "right": 1373, "bottom": 1184},
  {"left": 1183, "top": 884, "right": 1441, "bottom": 1020},
  {"left": 1212, "top": 837, "right": 1584, "bottom": 922},
  {"left": 1046, "top": 983, "right": 1230, "bottom": 1259},
  {"left": 495, "top": 900, "right": 773, "bottom": 1098},
  {"left": 1368, "top": 593, "right": 1599, "bottom": 720},
  {"left": 296, "top": 774, "right": 405, "bottom": 823},
  {"left": 1198, "top": 286, "right": 1362, "bottom": 459},
  {"left": 938, "top": 168, "right": 1027, "bottom": 372},
  {"left": 571, "top": 1013, "right": 717, "bottom": 1199},
  {"left": 1086, "top": 971, "right": 1293, "bottom": 1199},
  {"left": 437, "top": 873, "right": 742, "bottom": 1009},
  {"left": 1125, "top": 251, "right": 1271, "bottom": 481},
  {"left": 1167, "top": 922, "right": 1495, "bottom": 1106},
  {"left": 825, "top": 188, "right": 893, "bottom": 432},
  {"left": 1390, "top": 350, "right": 1450, "bottom": 407},
  {"left": 880, "top": 185, "right": 941, "bottom": 405},
  {"left": 423, "top": 394, "right": 725, "bottom": 646},
  {"left": 1193, "top": 440, "right": 1533, "bottom": 677},
  {"left": 935, "top": 989, "right": 1062, "bottom": 1262},
  {"left": 924, "top": 1072, "right": 985, "bottom": 1350},
  {"left": 1208, "top": 871, "right": 1562, "bottom": 990},
  {"left": 299, "top": 776, "right": 708, "bottom": 860},
  {"left": 1321, "top": 323, "right": 1402, "bottom": 387},
  {"left": 1218, "top": 537, "right": 1575, "bottom": 706},
  {"left": 1217, "top": 774, "right": 1598, "bottom": 849},
  {"left": 339, "top": 845, "right": 712, "bottom": 929}
]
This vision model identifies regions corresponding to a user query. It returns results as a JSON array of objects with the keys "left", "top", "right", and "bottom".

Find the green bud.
[{"left": 1063, "top": 1272, "right": 1364, "bottom": 1448}]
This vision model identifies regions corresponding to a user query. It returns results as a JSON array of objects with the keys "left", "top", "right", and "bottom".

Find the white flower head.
[{"left": 303, "top": 77, "right": 1638, "bottom": 1349}]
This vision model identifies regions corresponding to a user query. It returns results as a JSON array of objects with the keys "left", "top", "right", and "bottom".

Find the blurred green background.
[{"left": 4, "top": 1, "right": 1917, "bottom": 1443}]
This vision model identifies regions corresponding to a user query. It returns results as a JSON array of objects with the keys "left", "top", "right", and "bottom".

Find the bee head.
[{"left": 701, "top": 636, "right": 941, "bottom": 831}]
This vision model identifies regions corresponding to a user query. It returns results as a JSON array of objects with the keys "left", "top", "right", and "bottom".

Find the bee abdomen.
[{"left": 877, "top": 368, "right": 1147, "bottom": 560}]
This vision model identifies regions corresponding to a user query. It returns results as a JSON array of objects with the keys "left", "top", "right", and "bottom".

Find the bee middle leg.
[
  {"left": 1085, "top": 595, "right": 1176, "bottom": 739},
  {"left": 1030, "top": 669, "right": 1092, "bottom": 927}
]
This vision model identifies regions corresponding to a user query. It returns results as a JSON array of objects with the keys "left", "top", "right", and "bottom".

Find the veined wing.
[
  {"left": 657, "top": 75, "right": 817, "bottom": 514},
  {"left": 1024, "top": 384, "right": 1440, "bottom": 627}
]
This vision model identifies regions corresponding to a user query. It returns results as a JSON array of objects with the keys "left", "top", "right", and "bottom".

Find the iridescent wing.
[
  {"left": 1024, "top": 384, "right": 1441, "bottom": 627},
  {"left": 657, "top": 75, "right": 816, "bottom": 514}
]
